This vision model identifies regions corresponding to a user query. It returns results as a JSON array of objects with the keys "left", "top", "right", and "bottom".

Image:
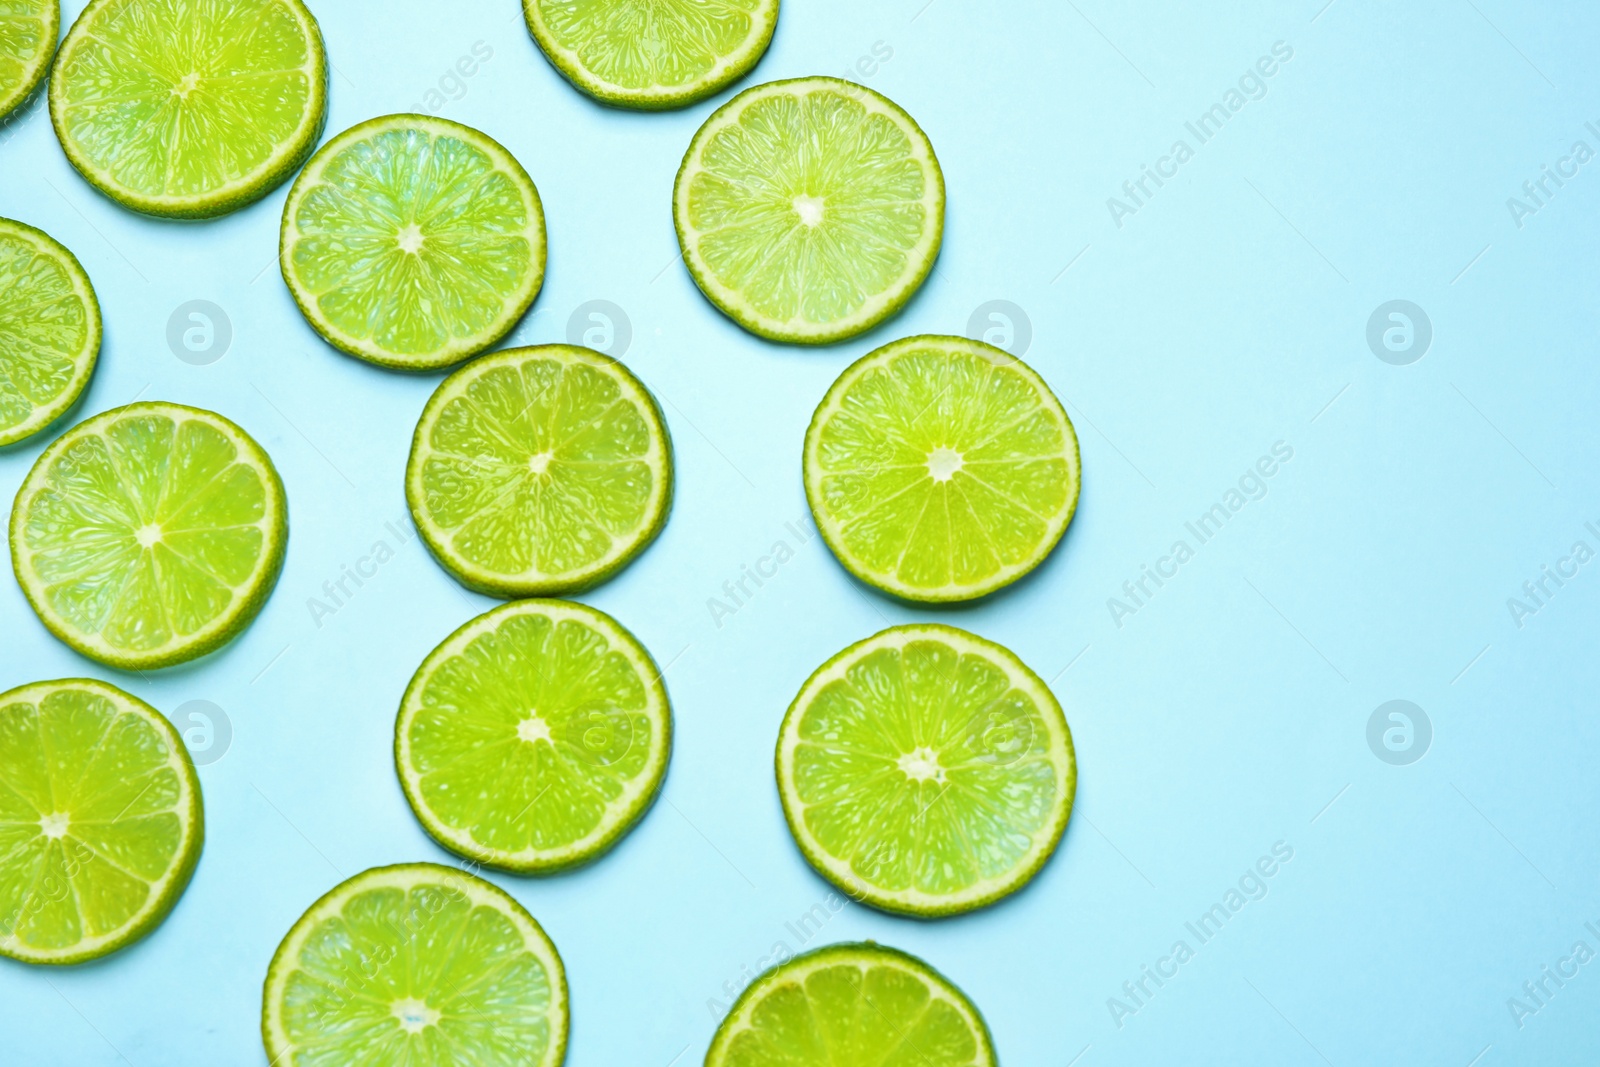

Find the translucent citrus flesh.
[
  {"left": 399, "top": 602, "right": 668, "bottom": 868},
  {"left": 0, "top": 681, "right": 199, "bottom": 963},
  {"left": 0, "top": 0, "right": 55, "bottom": 117},
  {"left": 0, "top": 223, "right": 98, "bottom": 446},
  {"left": 532, "top": 0, "right": 768, "bottom": 93},
  {"left": 710, "top": 945, "right": 993, "bottom": 1067},
  {"left": 808, "top": 337, "right": 1078, "bottom": 600},
  {"left": 678, "top": 79, "right": 941, "bottom": 339},
  {"left": 52, "top": 0, "right": 321, "bottom": 206},
  {"left": 285, "top": 119, "right": 544, "bottom": 365},
  {"left": 267, "top": 867, "right": 564, "bottom": 1066},
  {"left": 410, "top": 347, "right": 667, "bottom": 591},
  {"left": 14, "top": 405, "right": 282, "bottom": 666}
]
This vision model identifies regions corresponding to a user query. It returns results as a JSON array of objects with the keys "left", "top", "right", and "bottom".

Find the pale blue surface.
[{"left": 3, "top": 1, "right": 1599, "bottom": 1064}]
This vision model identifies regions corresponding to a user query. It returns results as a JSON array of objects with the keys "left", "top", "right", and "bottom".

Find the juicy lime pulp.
[
  {"left": 281, "top": 114, "right": 547, "bottom": 370},
  {"left": 804, "top": 335, "right": 1080, "bottom": 603},
  {"left": 523, "top": 0, "right": 779, "bottom": 109},
  {"left": 406, "top": 344, "right": 672, "bottom": 596},
  {"left": 0, "top": 678, "right": 203, "bottom": 965},
  {"left": 0, "top": 0, "right": 57, "bottom": 120},
  {"left": 776, "top": 624, "right": 1075, "bottom": 917},
  {"left": 673, "top": 76, "right": 944, "bottom": 344},
  {"left": 707, "top": 942, "right": 996, "bottom": 1067},
  {"left": 396, "top": 599, "right": 671, "bottom": 873},
  {"left": 262, "top": 864, "right": 568, "bottom": 1067},
  {"left": 10, "top": 401, "right": 288, "bottom": 670},
  {"left": 0, "top": 217, "right": 100, "bottom": 447},
  {"left": 49, "top": 0, "right": 326, "bottom": 218}
]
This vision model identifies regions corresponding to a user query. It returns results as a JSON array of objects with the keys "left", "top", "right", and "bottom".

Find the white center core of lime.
[
  {"left": 135, "top": 524, "right": 163, "bottom": 548},
  {"left": 397, "top": 223, "right": 425, "bottom": 255},
  {"left": 173, "top": 72, "right": 201, "bottom": 98},
  {"left": 517, "top": 715, "right": 552, "bottom": 744},
  {"left": 391, "top": 998, "right": 440, "bottom": 1033},
  {"left": 528, "top": 452, "right": 553, "bottom": 476},
  {"left": 39, "top": 813, "right": 70, "bottom": 839},
  {"left": 926, "top": 447, "right": 964, "bottom": 482},
  {"left": 897, "top": 747, "right": 945, "bottom": 783},
  {"left": 793, "top": 195, "right": 826, "bottom": 227}
]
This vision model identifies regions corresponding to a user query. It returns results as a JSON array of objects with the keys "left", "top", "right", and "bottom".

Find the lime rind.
[
  {"left": 673, "top": 76, "right": 945, "bottom": 344},
  {"left": 0, "top": 677, "right": 204, "bottom": 965},
  {"left": 48, "top": 0, "right": 328, "bottom": 219},
  {"left": 522, "top": 0, "right": 779, "bottom": 110},
  {"left": 803, "top": 334, "right": 1081, "bottom": 603},
  {"left": 395, "top": 599, "right": 672, "bottom": 874},
  {"left": 776, "top": 623, "right": 1076, "bottom": 918},
  {"left": 0, "top": 0, "right": 58, "bottom": 122},
  {"left": 280, "top": 113, "right": 547, "bottom": 370},
  {"left": 0, "top": 217, "right": 101, "bottom": 447}
]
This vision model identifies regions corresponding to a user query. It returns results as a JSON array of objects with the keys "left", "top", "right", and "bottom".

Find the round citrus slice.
[
  {"left": 0, "top": 678, "right": 203, "bottom": 965},
  {"left": 49, "top": 0, "right": 326, "bottom": 219},
  {"left": 406, "top": 344, "right": 671, "bottom": 596},
  {"left": 396, "top": 599, "right": 670, "bottom": 874},
  {"left": 10, "top": 401, "right": 288, "bottom": 670},
  {"left": 804, "top": 334, "right": 1080, "bottom": 603},
  {"left": 708, "top": 942, "right": 996, "bottom": 1066},
  {"left": 523, "top": 0, "right": 778, "bottom": 110},
  {"left": 281, "top": 114, "right": 547, "bottom": 370},
  {"left": 673, "top": 76, "right": 944, "bottom": 344},
  {"left": 776, "top": 624, "right": 1075, "bottom": 917},
  {"left": 0, "top": 0, "right": 56, "bottom": 121},
  {"left": 262, "top": 863, "right": 568, "bottom": 1067},
  {"left": 0, "top": 218, "right": 100, "bottom": 447}
]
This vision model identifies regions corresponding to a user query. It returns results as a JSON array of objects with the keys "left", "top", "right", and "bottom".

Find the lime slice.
[
  {"left": 396, "top": 599, "right": 671, "bottom": 873},
  {"left": 673, "top": 76, "right": 944, "bottom": 344},
  {"left": 0, "top": 0, "right": 56, "bottom": 121},
  {"left": 776, "top": 624, "right": 1075, "bottom": 917},
  {"left": 0, "top": 218, "right": 100, "bottom": 447},
  {"left": 804, "top": 334, "right": 1080, "bottom": 603},
  {"left": 523, "top": 0, "right": 778, "bottom": 110},
  {"left": 49, "top": 0, "right": 326, "bottom": 219},
  {"left": 0, "top": 678, "right": 203, "bottom": 965},
  {"left": 10, "top": 401, "right": 287, "bottom": 670},
  {"left": 407, "top": 344, "right": 672, "bottom": 596},
  {"left": 262, "top": 863, "right": 568, "bottom": 1067},
  {"left": 281, "top": 114, "right": 547, "bottom": 370},
  {"left": 708, "top": 942, "right": 995, "bottom": 1066}
]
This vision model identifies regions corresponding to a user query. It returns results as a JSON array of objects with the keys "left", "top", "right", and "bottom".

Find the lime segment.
[
  {"left": 396, "top": 599, "right": 671, "bottom": 873},
  {"left": 674, "top": 77, "right": 944, "bottom": 343},
  {"left": 10, "top": 401, "right": 288, "bottom": 670},
  {"left": 777, "top": 624, "right": 1075, "bottom": 917},
  {"left": 49, "top": 0, "right": 326, "bottom": 218},
  {"left": 281, "top": 114, "right": 547, "bottom": 370},
  {"left": 262, "top": 863, "right": 568, "bottom": 1067},
  {"left": 804, "top": 334, "right": 1080, "bottom": 602},
  {"left": 0, "top": 678, "right": 203, "bottom": 965},
  {"left": 0, "top": 218, "right": 100, "bottom": 447},
  {"left": 0, "top": 0, "right": 56, "bottom": 120}
]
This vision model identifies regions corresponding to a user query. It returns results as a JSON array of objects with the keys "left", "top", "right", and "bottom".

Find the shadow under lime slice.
[
  {"left": 0, "top": 0, "right": 57, "bottom": 121},
  {"left": 49, "top": 0, "right": 326, "bottom": 218},
  {"left": 0, "top": 678, "right": 203, "bottom": 965},
  {"left": 10, "top": 401, "right": 287, "bottom": 670},
  {"left": 0, "top": 218, "right": 100, "bottom": 447},
  {"left": 804, "top": 334, "right": 1080, "bottom": 602},
  {"left": 776, "top": 624, "right": 1075, "bottom": 917},
  {"left": 523, "top": 0, "right": 778, "bottom": 109},
  {"left": 396, "top": 599, "right": 671, "bottom": 874},
  {"left": 262, "top": 863, "right": 568, "bottom": 1067},
  {"left": 281, "top": 114, "right": 547, "bottom": 370},
  {"left": 708, "top": 942, "right": 996, "bottom": 1066}
]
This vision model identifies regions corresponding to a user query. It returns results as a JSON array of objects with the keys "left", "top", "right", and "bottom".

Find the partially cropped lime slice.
[
  {"left": 804, "top": 335, "right": 1080, "bottom": 603},
  {"left": 674, "top": 76, "right": 944, "bottom": 344},
  {"left": 0, "top": 0, "right": 56, "bottom": 121},
  {"left": 281, "top": 114, "right": 547, "bottom": 370},
  {"left": 397, "top": 599, "right": 671, "bottom": 873},
  {"left": 708, "top": 942, "right": 995, "bottom": 1066},
  {"left": 262, "top": 863, "right": 568, "bottom": 1067},
  {"left": 49, "top": 0, "right": 326, "bottom": 218},
  {"left": 0, "top": 218, "right": 100, "bottom": 447},
  {"left": 407, "top": 344, "right": 672, "bottom": 596},
  {"left": 0, "top": 678, "right": 203, "bottom": 965},
  {"left": 523, "top": 0, "right": 778, "bottom": 110},
  {"left": 10, "top": 401, "right": 287, "bottom": 670},
  {"left": 776, "top": 624, "right": 1075, "bottom": 917}
]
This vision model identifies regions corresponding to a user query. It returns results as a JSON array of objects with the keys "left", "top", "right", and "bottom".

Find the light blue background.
[{"left": 3, "top": 0, "right": 1599, "bottom": 1063}]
